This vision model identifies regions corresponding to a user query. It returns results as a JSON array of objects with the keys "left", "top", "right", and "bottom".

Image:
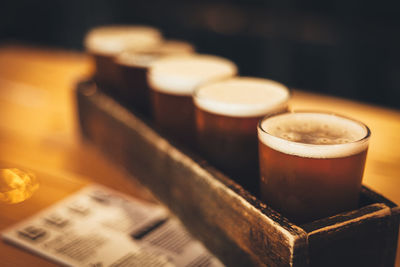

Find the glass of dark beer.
[
  {"left": 148, "top": 54, "right": 237, "bottom": 146},
  {"left": 114, "top": 40, "right": 195, "bottom": 116},
  {"left": 84, "top": 25, "right": 162, "bottom": 92},
  {"left": 194, "top": 77, "right": 290, "bottom": 194},
  {"left": 258, "top": 111, "right": 370, "bottom": 224}
]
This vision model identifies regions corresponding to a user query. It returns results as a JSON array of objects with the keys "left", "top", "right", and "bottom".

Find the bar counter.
[{"left": 0, "top": 44, "right": 399, "bottom": 266}]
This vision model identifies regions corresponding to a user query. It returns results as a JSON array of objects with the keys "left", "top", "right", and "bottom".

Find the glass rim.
[
  {"left": 258, "top": 110, "right": 371, "bottom": 148},
  {"left": 147, "top": 54, "right": 238, "bottom": 96},
  {"left": 193, "top": 76, "right": 292, "bottom": 118}
]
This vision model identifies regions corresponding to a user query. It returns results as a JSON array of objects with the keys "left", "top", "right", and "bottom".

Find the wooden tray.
[{"left": 76, "top": 81, "right": 399, "bottom": 267}]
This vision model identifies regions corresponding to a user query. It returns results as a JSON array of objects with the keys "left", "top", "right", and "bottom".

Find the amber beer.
[
  {"left": 194, "top": 77, "right": 290, "bottom": 194},
  {"left": 148, "top": 55, "right": 237, "bottom": 146},
  {"left": 115, "top": 40, "right": 195, "bottom": 116},
  {"left": 84, "top": 25, "right": 162, "bottom": 91},
  {"left": 258, "top": 112, "right": 370, "bottom": 224}
]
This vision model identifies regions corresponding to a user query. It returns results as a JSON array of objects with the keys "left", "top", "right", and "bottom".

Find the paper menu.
[{"left": 1, "top": 184, "right": 224, "bottom": 267}]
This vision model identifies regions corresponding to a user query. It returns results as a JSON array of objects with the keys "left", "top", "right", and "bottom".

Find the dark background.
[{"left": 1, "top": 0, "right": 400, "bottom": 109}]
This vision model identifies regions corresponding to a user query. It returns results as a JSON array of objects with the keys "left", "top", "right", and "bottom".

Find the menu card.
[{"left": 2, "top": 184, "right": 223, "bottom": 267}]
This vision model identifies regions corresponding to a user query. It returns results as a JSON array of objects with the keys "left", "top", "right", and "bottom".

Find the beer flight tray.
[{"left": 76, "top": 81, "right": 399, "bottom": 267}]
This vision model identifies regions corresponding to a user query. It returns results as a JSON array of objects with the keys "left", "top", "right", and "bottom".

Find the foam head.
[
  {"left": 194, "top": 77, "right": 290, "bottom": 117},
  {"left": 156, "top": 40, "right": 195, "bottom": 55},
  {"left": 147, "top": 54, "right": 238, "bottom": 95},
  {"left": 258, "top": 112, "right": 370, "bottom": 158},
  {"left": 84, "top": 25, "right": 162, "bottom": 56},
  {"left": 116, "top": 40, "right": 195, "bottom": 68}
]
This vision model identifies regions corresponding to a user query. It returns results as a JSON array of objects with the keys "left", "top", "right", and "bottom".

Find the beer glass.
[
  {"left": 258, "top": 111, "right": 370, "bottom": 224},
  {"left": 194, "top": 77, "right": 290, "bottom": 194},
  {"left": 84, "top": 25, "right": 162, "bottom": 91},
  {"left": 115, "top": 40, "right": 195, "bottom": 116},
  {"left": 148, "top": 54, "right": 237, "bottom": 146}
]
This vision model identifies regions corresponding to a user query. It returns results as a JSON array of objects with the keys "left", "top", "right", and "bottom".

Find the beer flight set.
[{"left": 85, "top": 25, "right": 370, "bottom": 225}]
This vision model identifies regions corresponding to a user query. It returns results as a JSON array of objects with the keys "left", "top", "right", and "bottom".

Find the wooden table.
[{"left": 0, "top": 44, "right": 398, "bottom": 266}]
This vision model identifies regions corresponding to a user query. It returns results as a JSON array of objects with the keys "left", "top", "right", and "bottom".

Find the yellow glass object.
[{"left": 0, "top": 168, "right": 39, "bottom": 204}]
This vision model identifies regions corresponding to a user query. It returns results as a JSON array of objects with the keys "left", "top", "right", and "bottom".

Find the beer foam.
[
  {"left": 156, "top": 40, "right": 195, "bottom": 55},
  {"left": 258, "top": 112, "right": 370, "bottom": 158},
  {"left": 147, "top": 55, "right": 238, "bottom": 95},
  {"left": 84, "top": 25, "right": 162, "bottom": 56},
  {"left": 194, "top": 77, "right": 290, "bottom": 117},
  {"left": 116, "top": 40, "right": 195, "bottom": 68}
]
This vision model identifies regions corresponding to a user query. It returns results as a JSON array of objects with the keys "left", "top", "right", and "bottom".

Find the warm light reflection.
[{"left": 0, "top": 168, "right": 39, "bottom": 204}]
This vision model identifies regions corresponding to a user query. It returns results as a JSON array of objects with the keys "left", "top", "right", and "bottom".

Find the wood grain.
[
  {"left": 0, "top": 44, "right": 399, "bottom": 266},
  {"left": 77, "top": 84, "right": 398, "bottom": 266},
  {"left": 0, "top": 44, "right": 155, "bottom": 267}
]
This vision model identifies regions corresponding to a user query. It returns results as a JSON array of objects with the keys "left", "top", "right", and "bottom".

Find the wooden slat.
[
  {"left": 77, "top": 84, "right": 309, "bottom": 267},
  {"left": 306, "top": 204, "right": 394, "bottom": 267},
  {"left": 77, "top": 84, "right": 400, "bottom": 266},
  {"left": 0, "top": 45, "right": 399, "bottom": 266}
]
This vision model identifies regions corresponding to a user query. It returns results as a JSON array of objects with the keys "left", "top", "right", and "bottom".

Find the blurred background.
[{"left": 1, "top": 0, "right": 400, "bottom": 109}]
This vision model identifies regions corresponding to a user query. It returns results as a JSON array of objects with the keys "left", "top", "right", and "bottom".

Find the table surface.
[{"left": 0, "top": 44, "right": 399, "bottom": 266}]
